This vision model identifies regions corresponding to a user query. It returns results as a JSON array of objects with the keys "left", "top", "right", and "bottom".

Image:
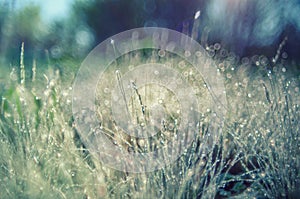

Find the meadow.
[{"left": 0, "top": 37, "right": 299, "bottom": 199}]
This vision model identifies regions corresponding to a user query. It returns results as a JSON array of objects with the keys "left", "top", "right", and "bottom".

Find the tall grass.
[{"left": 0, "top": 43, "right": 299, "bottom": 198}]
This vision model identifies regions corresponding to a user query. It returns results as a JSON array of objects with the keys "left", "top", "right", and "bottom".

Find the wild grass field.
[{"left": 0, "top": 39, "right": 299, "bottom": 199}]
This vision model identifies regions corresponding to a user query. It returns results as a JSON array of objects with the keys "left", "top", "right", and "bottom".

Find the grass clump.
[{"left": 0, "top": 43, "right": 299, "bottom": 199}]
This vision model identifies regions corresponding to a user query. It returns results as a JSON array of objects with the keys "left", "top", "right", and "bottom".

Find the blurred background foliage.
[
  {"left": 0, "top": 0, "right": 202, "bottom": 64},
  {"left": 0, "top": 0, "right": 300, "bottom": 72}
]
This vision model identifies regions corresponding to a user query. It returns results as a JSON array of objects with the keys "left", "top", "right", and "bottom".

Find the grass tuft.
[{"left": 0, "top": 44, "right": 299, "bottom": 198}]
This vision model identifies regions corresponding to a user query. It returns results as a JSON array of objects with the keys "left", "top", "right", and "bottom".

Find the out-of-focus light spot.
[
  {"left": 75, "top": 28, "right": 95, "bottom": 49},
  {"left": 282, "top": 52, "right": 288, "bottom": 59},
  {"left": 194, "top": 10, "right": 201, "bottom": 20},
  {"left": 50, "top": 45, "right": 63, "bottom": 59}
]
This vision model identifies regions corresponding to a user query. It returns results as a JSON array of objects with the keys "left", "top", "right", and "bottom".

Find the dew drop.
[
  {"left": 214, "top": 43, "right": 221, "bottom": 50},
  {"left": 138, "top": 139, "right": 145, "bottom": 147},
  {"left": 110, "top": 39, "right": 114, "bottom": 45},
  {"left": 168, "top": 124, "right": 174, "bottom": 131},
  {"left": 194, "top": 10, "right": 201, "bottom": 19},
  {"left": 179, "top": 61, "right": 186, "bottom": 69},
  {"left": 158, "top": 50, "right": 165, "bottom": 57},
  {"left": 282, "top": 52, "right": 288, "bottom": 59},
  {"left": 226, "top": 73, "right": 232, "bottom": 79},
  {"left": 104, "top": 88, "right": 110, "bottom": 93},
  {"left": 195, "top": 51, "right": 202, "bottom": 57},
  {"left": 184, "top": 50, "right": 191, "bottom": 57},
  {"left": 104, "top": 100, "right": 109, "bottom": 106},
  {"left": 270, "top": 139, "right": 275, "bottom": 147},
  {"left": 241, "top": 57, "right": 250, "bottom": 65}
]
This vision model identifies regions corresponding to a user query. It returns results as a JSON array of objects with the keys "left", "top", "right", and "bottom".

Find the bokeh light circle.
[{"left": 72, "top": 27, "right": 227, "bottom": 173}]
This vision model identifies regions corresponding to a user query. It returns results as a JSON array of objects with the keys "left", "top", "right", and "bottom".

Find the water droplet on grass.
[
  {"left": 184, "top": 51, "right": 191, "bottom": 57},
  {"left": 158, "top": 50, "right": 165, "bottom": 57},
  {"left": 195, "top": 51, "right": 202, "bottom": 57},
  {"left": 282, "top": 52, "right": 288, "bottom": 59},
  {"left": 214, "top": 43, "right": 221, "bottom": 50},
  {"left": 226, "top": 73, "right": 232, "bottom": 79}
]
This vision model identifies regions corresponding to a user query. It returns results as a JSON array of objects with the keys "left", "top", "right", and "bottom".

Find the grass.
[{"left": 0, "top": 42, "right": 299, "bottom": 199}]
